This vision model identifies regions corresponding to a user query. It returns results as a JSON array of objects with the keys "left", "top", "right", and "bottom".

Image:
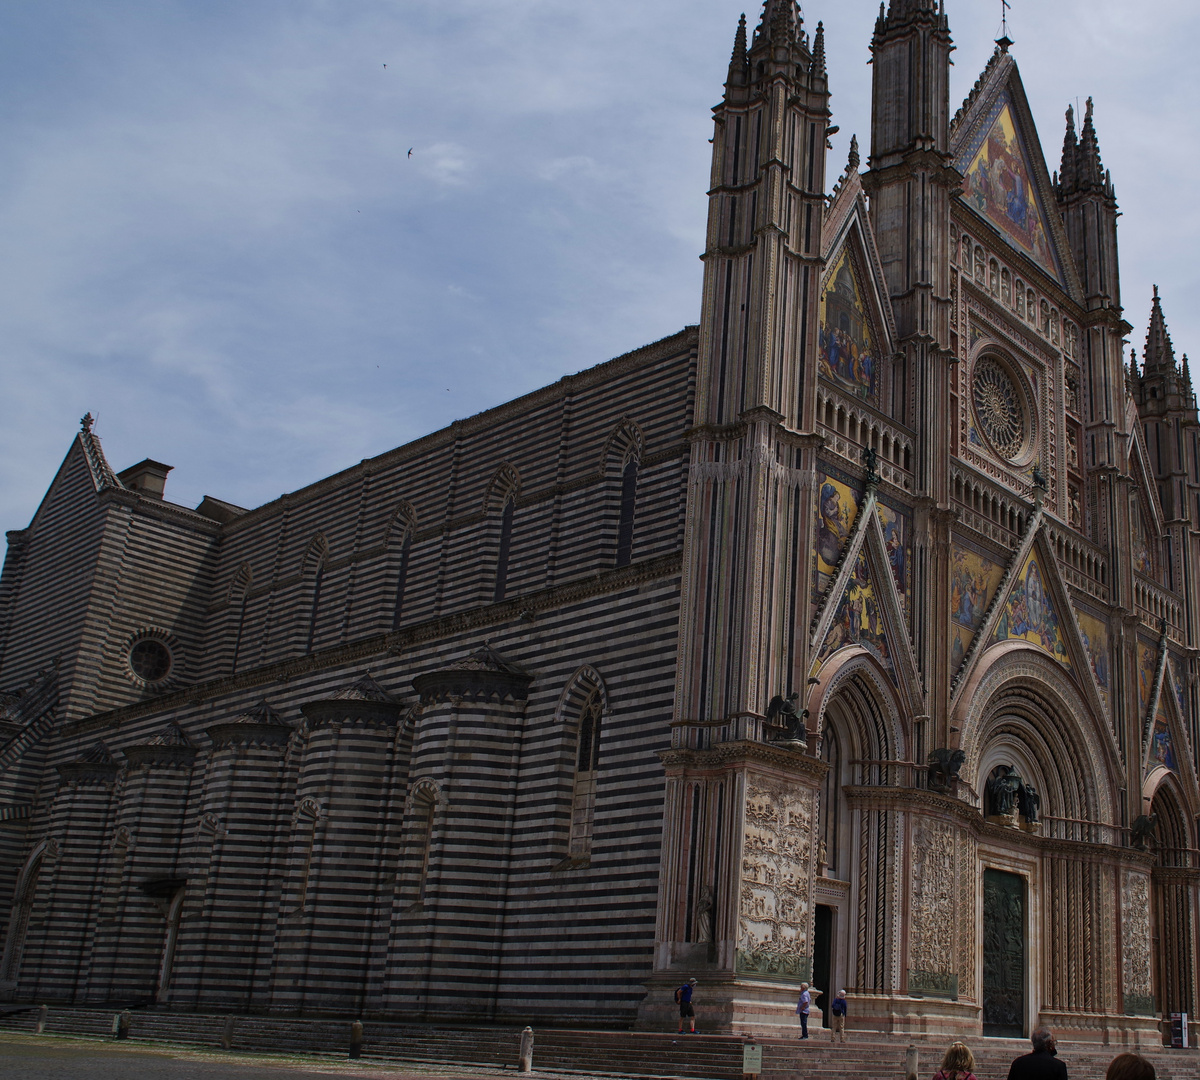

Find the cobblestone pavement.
[{"left": 0, "top": 1033, "right": 589, "bottom": 1080}]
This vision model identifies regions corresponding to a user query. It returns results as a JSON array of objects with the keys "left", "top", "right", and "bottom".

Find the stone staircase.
[{"left": 3, "top": 1006, "right": 1200, "bottom": 1080}]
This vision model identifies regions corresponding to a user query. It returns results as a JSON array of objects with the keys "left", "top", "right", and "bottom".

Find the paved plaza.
[{"left": 0, "top": 1033, "right": 567, "bottom": 1080}]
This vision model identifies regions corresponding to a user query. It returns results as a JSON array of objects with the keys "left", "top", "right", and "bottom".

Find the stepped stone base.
[{"left": 635, "top": 975, "right": 824, "bottom": 1036}]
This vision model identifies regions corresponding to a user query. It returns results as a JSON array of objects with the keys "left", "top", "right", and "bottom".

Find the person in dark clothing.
[
  {"left": 674, "top": 977, "right": 698, "bottom": 1033},
  {"left": 1007, "top": 1027, "right": 1068, "bottom": 1080}
]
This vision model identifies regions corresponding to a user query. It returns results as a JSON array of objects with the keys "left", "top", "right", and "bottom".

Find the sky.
[{"left": 1, "top": 0, "right": 1197, "bottom": 538}]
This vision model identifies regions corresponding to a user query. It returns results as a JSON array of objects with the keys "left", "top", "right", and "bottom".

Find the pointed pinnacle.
[
  {"left": 732, "top": 12, "right": 748, "bottom": 64},
  {"left": 1145, "top": 286, "right": 1177, "bottom": 371},
  {"left": 811, "top": 21, "right": 826, "bottom": 75},
  {"left": 848, "top": 134, "right": 860, "bottom": 171}
]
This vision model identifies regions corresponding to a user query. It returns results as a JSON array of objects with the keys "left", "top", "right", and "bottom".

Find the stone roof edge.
[{"left": 219, "top": 326, "right": 699, "bottom": 536}]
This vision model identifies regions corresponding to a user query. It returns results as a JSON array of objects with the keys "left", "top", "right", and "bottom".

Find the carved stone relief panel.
[
  {"left": 909, "top": 816, "right": 959, "bottom": 997},
  {"left": 1122, "top": 869, "right": 1154, "bottom": 1015},
  {"left": 737, "top": 775, "right": 816, "bottom": 981}
]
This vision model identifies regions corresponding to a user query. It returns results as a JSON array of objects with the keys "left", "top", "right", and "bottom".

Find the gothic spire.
[
  {"left": 847, "top": 133, "right": 860, "bottom": 172},
  {"left": 727, "top": 12, "right": 749, "bottom": 87},
  {"left": 1144, "top": 286, "right": 1177, "bottom": 373},
  {"left": 753, "top": 0, "right": 798, "bottom": 47},
  {"left": 810, "top": 20, "right": 825, "bottom": 76}
]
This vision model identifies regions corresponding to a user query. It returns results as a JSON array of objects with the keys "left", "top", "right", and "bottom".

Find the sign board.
[
  {"left": 1171, "top": 1013, "right": 1189, "bottom": 1048},
  {"left": 742, "top": 1043, "right": 763, "bottom": 1075}
]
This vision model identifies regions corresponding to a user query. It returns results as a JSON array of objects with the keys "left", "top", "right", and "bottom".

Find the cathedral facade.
[{"left": 2, "top": 0, "right": 1198, "bottom": 1044}]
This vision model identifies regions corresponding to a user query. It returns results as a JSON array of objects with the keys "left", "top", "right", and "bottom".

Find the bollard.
[
  {"left": 117, "top": 1010, "right": 132, "bottom": 1040},
  {"left": 519, "top": 1026, "right": 534, "bottom": 1073},
  {"left": 349, "top": 1019, "right": 363, "bottom": 1060},
  {"left": 35, "top": 1005, "right": 47, "bottom": 1035},
  {"left": 905, "top": 1044, "right": 918, "bottom": 1080},
  {"left": 220, "top": 1016, "right": 236, "bottom": 1051},
  {"left": 111, "top": 1013, "right": 121, "bottom": 1038}
]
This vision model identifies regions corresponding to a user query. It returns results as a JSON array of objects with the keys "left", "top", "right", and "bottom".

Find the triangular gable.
[
  {"left": 23, "top": 434, "right": 113, "bottom": 536},
  {"left": 809, "top": 494, "right": 921, "bottom": 710},
  {"left": 950, "top": 518, "right": 1111, "bottom": 729},
  {"left": 1139, "top": 637, "right": 1196, "bottom": 792},
  {"left": 817, "top": 206, "right": 894, "bottom": 405},
  {"left": 949, "top": 539, "right": 1007, "bottom": 675},
  {"left": 951, "top": 52, "right": 1078, "bottom": 294}
]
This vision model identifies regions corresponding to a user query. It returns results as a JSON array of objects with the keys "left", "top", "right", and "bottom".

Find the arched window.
[
  {"left": 405, "top": 780, "right": 440, "bottom": 905},
  {"left": 616, "top": 456, "right": 638, "bottom": 567},
  {"left": 494, "top": 496, "right": 515, "bottom": 601},
  {"left": 556, "top": 667, "right": 607, "bottom": 865},
  {"left": 229, "top": 563, "right": 252, "bottom": 675},
  {"left": 0, "top": 843, "right": 48, "bottom": 985},
  {"left": 389, "top": 504, "right": 417, "bottom": 630},
  {"left": 302, "top": 536, "right": 328, "bottom": 654},
  {"left": 485, "top": 465, "right": 521, "bottom": 603},
  {"left": 569, "top": 686, "right": 604, "bottom": 859}
]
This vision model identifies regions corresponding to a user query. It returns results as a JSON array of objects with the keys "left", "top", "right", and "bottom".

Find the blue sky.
[{"left": 2, "top": 0, "right": 1196, "bottom": 534}]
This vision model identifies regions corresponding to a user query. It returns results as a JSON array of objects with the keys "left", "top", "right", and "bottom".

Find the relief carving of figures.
[
  {"left": 1121, "top": 870, "right": 1153, "bottom": 1008},
  {"left": 909, "top": 817, "right": 957, "bottom": 977},
  {"left": 737, "top": 777, "right": 816, "bottom": 979}
]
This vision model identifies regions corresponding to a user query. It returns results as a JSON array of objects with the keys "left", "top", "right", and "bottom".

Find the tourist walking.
[
  {"left": 674, "top": 977, "right": 698, "bottom": 1033},
  {"left": 932, "top": 1042, "right": 979, "bottom": 1080},
  {"left": 830, "top": 989, "right": 848, "bottom": 1043},
  {"left": 1007, "top": 1027, "right": 1068, "bottom": 1080}
]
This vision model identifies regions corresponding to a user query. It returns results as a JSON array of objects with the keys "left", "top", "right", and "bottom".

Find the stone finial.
[
  {"left": 1144, "top": 286, "right": 1176, "bottom": 372},
  {"left": 847, "top": 134, "right": 860, "bottom": 171},
  {"left": 80, "top": 412, "right": 94, "bottom": 433},
  {"left": 729, "top": 13, "right": 748, "bottom": 75},
  {"left": 810, "top": 21, "right": 826, "bottom": 76}
]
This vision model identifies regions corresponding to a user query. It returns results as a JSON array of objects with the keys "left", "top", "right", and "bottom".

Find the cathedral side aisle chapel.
[{"left": 1, "top": 0, "right": 1198, "bottom": 1046}]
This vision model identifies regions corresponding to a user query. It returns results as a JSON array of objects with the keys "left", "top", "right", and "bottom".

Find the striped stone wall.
[{"left": 0, "top": 328, "right": 697, "bottom": 1023}]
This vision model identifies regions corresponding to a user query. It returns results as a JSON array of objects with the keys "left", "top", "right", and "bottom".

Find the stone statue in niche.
[
  {"left": 1131, "top": 814, "right": 1157, "bottom": 850},
  {"left": 1017, "top": 781, "right": 1041, "bottom": 831},
  {"left": 986, "top": 765, "right": 1022, "bottom": 820},
  {"left": 765, "top": 693, "right": 807, "bottom": 746},
  {"left": 927, "top": 748, "right": 966, "bottom": 791},
  {"left": 694, "top": 885, "right": 713, "bottom": 943}
]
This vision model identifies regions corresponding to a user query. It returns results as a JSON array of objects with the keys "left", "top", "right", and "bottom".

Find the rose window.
[{"left": 973, "top": 357, "right": 1027, "bottom": 461}]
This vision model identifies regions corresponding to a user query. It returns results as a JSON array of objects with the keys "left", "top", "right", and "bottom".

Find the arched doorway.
[
  {"left": 813, "top": 656, "right": 905, "bottom": 1003},
  {"left": 1148, "top": 780, "right": 1195, "bottom": 1033}
]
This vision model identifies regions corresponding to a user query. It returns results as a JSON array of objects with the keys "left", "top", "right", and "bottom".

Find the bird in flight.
[{"left": 408, "top": 148, "right": 413, "bottom": 158}]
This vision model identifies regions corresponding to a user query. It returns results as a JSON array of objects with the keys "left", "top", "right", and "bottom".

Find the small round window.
[{"left": 129, "top": 638, "right": 172, "bottom": 683}]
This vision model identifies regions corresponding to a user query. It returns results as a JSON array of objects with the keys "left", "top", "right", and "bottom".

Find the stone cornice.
[
  {"left": 206, "top": 720, "right": 293, "bottom": 751},
  {"left": 122, "top": 744, "right": 198, "bottom": 769},
  {"left": 62, "top": 551, "right": 683, "bottom": 739},
  {"left": 301, "top": 698, "right": 403, "bottom": 730},
  {"left": 660, "top": 739, "right": 829, "bottom": 782}
]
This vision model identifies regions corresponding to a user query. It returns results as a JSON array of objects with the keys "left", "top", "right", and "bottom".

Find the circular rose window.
[
  {"left": 973, "top": 357, "right": 1028, "bottom": 462},
  {"left": 129, "top": 638, "right": 172, "bottom": 683}
]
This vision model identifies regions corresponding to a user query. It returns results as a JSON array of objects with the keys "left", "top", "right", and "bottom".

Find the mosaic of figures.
[
  {"left": 819, "top": 246, "right": 880, "bottom": 401},
  {"left": 1136, "top": 640, "right": 1176, "bottom": 771},
  {"left": 737, "top": 778, "right": 814, "bottom": 980},
  {"left": 993, "top": 552, "right": 1070, "bottom": 668},
  {"left": 816, "top": 551, "right": 895, "bottom": 678},
  {"left": 814, "top": 474, "right": 860, "bottom": 614},
  {"left": 1130, "top": 496, "right": 1154, "bottom": 577},
  {"left": 960, "top": 94, "right": 1056, "bottom": 276},
  {"left": 1074, "top": 608, "right": 1111, "bottom": 713},
  {"left": 949, "top": 543, "right": 1005, "bottom": 671},
  {"left": 878, "top": 503, "right": 909, "bottom": 615}
]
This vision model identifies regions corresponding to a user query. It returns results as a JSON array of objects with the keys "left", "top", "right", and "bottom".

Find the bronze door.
[{"left": 982, "top": 868, "right": 1025, "bottom": 1037}]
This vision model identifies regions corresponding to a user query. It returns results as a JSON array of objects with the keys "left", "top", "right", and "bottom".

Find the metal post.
[
  {"left": 519, "top": 1026, "right": 534, "bottom": 1073},
  {"left": 349, "top": 1020, "right": 364, "bottom": 1060}
]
